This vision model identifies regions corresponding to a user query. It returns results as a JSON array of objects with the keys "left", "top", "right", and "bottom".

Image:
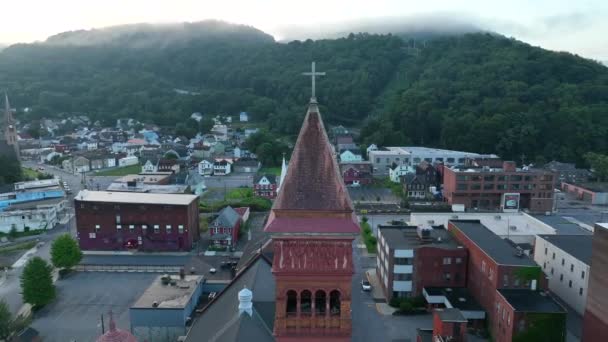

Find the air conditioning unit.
[
  {"left": 451, "top": 215, "right": 459, "bottom": 219},
  {"left": 494, "top": 215, "right": 501, "bottom": 220},
  {"left": 427, "top": 220, "right": 435, "bottom": 224},
  {"left": 509, "top": 225, "right": 517, "bottom": 231}
]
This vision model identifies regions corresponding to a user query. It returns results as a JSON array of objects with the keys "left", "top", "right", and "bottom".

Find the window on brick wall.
[
  {"left": 142, "top": 225, "right": 147, "bottom": 230},
  {"left": 95, "top": 224, "right": 100, "bottom": 231},
  {"left": 442, "top": 257, "right": 452, "bottom": 265},
  {"left": 455, "top": 257, "right": 462, "bottom": 264},
  {"left": 503, "top": 275, "right": 509, "bottom": 287},
  {"left": 444, "top": 273, "right": 451, "bottom": 281},
  {"left": 481, "top": 261, "right": 487, "bottom": 273},
  {"left": 116, "top": 215, "right": 121, "bottom": 223},
  {"left": 489, "top": 269, "right": 494, "bottom": 281},
  {"left": 178, "top": 225, "right": 184, "bottom": 233},
  {"left": 116, "top": 225, "right": 122, "bottom": 230},
  {"left": 154, "top": 225, "right": 159, "bottom": 233}
]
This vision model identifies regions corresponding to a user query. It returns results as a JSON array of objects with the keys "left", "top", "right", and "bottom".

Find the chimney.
[
  {"left": 503, "top": 161, "right": 517, "bottom": 172},
  {"left": 238, "top": 287, "right": 253, "bottom": 316}
]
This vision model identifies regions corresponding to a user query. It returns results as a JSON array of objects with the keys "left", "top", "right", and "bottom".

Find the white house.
[
  {"left": 0, "top": 205, "right": 62, "bottom": 233},
  {"left": 118, "top": 156, "right": 139, "bottom": 167},
  {"left": 198, "top": 159, "right": 214, "bottom": 176},
  {"left": 339, "top": 149, "right": 362, "bottom": 163},
  {"left": 142, "top": 160, "right": 157, "bottom": 173},
  {"left": 240, "top": 112, "right": 249, "bottom": 122},
  {"left": 389, "top": 164, "right": 416, "bottom": 183},
  {"left": 213, "top": 160, "right": 232, "bottom": 176},
  {"left": 534, "top": 234, "right": 592, "bottom": 315},
  {"left": 367, "top": 144, "right": 378, "bottom": 155},
  {"left": 233, "top": 147, "right": 242, "bottom": 158}
]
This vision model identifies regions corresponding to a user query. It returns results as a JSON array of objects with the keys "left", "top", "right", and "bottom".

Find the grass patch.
[
  {"left": 0, "top": 229, "right": 44, "bottom": 239},
  {"left": 199, "top": 216, "right": 209, "bottom": 233},
  {"left": 22, "top": 167, "right": 39, "bottom": 179},
  {"left": 259, "top": 167, "right": 281, "bottom": 176},
  {"left": 94, "top": 164, "right": 141, "bottom": 176},
  {"left": 372, "top": 177, "right": 404, "bottom": 198},
  {"left": 200, "top": 197, "right": 272, "bottom": 213},
  {"left": 0, "top": 240, "right": 37, "bottom": 255},
  {"left": 226, "top": 187, "right": 253, "bottom": 200},
  {"left": 360, "top": 218, "right": 377, "bottom": 254}
]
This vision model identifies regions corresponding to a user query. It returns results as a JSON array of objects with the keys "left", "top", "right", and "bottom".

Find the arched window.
[
  {"left": 301, "top": 290, "right": 312, "bottom": 314},
  {"left": 330, "top": 290, "right": 341, "bottom": 316},
  {"left": 286, "top": 290, "right": 297, "bottom": 315},
  {"left": 315, "top": 290, "right": 326, "bottom": 315}
]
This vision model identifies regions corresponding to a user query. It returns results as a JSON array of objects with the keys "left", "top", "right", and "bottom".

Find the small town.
[{"left": 1, "top": 3, "right": 608, "bottom": 342}]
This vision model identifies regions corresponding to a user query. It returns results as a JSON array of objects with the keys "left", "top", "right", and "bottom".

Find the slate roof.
[
  {"left": 271, "top": 100, "right": 353, "bottom": 212},
  {"left": 537, "top": 234, "right": 593, "bottom": 265},
  {"left": 450, "top": 220, "right": 537, "bottom": 266},
  {"left": 254, "top": 174, "right": 276, "bottom": 185},
  {"left": 184, "top": 255, "right": 275, "bottom": 342},
  {"left": 214, "top": 206, "right": 241, "bottom": 228}
]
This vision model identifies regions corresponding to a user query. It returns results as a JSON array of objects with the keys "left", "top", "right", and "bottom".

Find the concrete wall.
[{"left": 534, "top": 236, "right": 589, "bottom": 315}]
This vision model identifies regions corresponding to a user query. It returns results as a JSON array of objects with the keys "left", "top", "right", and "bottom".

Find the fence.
[{"left": 76, "top": 264, "right": 182, "bottom": 273}]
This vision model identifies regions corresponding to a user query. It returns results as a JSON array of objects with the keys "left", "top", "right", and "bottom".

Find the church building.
[
  {"left": 184, "top": 64, "right": 360, "bottom": 341},
  {"left": 1, "top": 93, "right": 19, "bottom": 157}
]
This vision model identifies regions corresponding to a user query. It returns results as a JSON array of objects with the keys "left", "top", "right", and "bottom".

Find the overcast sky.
[{"left": 1, "top": 0, "right": 607, "bottom": 60}]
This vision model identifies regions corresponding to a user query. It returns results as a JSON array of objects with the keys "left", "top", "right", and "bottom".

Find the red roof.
[
  {"left": 234, "top": 207, "right": 249, "bottom": 217},
  {"left": 265, "top": 100, "right": 358, "bottom": 235},
  {"left": 264, "top": 216, "right": 359, "bottom": 234}
]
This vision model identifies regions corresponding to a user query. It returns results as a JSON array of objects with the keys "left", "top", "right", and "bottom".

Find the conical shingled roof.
[
  {"left": 264, "top": 99, "right": 359, "bottom": 234},
  {"left": 273, "top": 100, "right": 352, "bottom": 212}
]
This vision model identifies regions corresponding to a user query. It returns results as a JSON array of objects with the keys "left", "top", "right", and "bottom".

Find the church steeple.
[
  {"left": 266, "top": 68, "right": 358, "bottom": 340},
  {"left": 2, "top": 92, "right": 19, "bottom": 157}
]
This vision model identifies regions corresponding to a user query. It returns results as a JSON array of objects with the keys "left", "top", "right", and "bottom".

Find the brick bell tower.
[{"left": 264, "top": 94, "right": 360, "bottom": 341}]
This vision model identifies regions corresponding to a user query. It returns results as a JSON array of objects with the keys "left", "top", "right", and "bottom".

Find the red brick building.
[
  {"left": 264, "top": 98, "right": 360, "bottom": 341},
  {"left": 339, "top": 162, "right": 372, "bottom": 186},
  {"left": 75, "top": 190, "right": 199, "bottom": 251},
  {"left": 582, "top": 223, "right": 608, "bottom": 342},
  {"left": 443, "top": 161, "right": 555, "bottom": 213},
  {"left": 253, "top": 174, "right": 278, "bottom": 198},
  {"left": 376, "top": 225, "right": 467, "bottom": 300},
  {"left": 448, "top": 220, "right": 566, "bottom": 342}
]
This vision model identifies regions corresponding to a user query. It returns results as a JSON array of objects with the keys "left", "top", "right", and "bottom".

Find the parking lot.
[
  {"left": 31, "top": 272, "right": 156, "bottom": 342},
  {"left": 348, "top": 187, "right": 400, "bottom": 204}
]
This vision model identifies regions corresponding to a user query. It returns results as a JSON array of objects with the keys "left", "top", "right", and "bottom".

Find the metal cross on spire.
[{"left": 302, "top": 61, "right": 325, "bottom": 100}]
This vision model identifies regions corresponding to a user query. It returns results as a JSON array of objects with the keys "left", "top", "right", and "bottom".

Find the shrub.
[
  {"left": 0, "top": 299, "right": 10, "bottom": 340},
  {"left": 23, "top": 226, "right": 30, "bottom": 233},
  {"left": 362, "top": 216, "right": 368, "bottom": 223},
  {"left": 399, "top": 301, "right": 414, "bottom": 313},
  {"left": 411, "top": 296, "right": 426, "bottom": 308},
  {"left": 389, "top": 298, "right": 401, "bottom": 308}
]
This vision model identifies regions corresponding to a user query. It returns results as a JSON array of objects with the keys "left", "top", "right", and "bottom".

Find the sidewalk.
[
  {"left": 82, "top": 250, "right": 192, "bottom": 256},
  {"left": 365, "top": 268, "right": 386, "bottom": 302}
]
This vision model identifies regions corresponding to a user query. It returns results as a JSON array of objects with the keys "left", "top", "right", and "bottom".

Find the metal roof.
[
  {"left": 537, "top": 234, "right": 593, "bottom": 265},
  {"left": 75, "top": 190, "right": 198, "bottom": 206},
  {"left": 450, "top": 220, "right": 537, "bottom": 266}
]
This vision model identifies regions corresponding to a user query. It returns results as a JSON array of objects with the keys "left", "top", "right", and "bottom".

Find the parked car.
[{"left": 361, "top": 279, "right": 371, "bottom": 291}]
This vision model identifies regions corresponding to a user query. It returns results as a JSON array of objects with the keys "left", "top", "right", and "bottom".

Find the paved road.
[{"left": 351, "top": 237, "right": 433, "bottom": 341}]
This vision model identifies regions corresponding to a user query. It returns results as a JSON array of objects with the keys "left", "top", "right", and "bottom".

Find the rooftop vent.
[
  {"left": 238, "top": 287, "right": 253, "bottom": 316},
  {"left": 515, "top": 247, "right": 524, "bottom": 257}
]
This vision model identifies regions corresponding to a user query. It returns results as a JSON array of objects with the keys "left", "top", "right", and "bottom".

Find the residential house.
[
  {"left": 340, "top": 162, "right": 373, "bottom": 186},
  {"left": 243, "top": 128, "right": 259, "bottom": 138},
  {"left": 141, "top": 159, "right": 158, "bottom": 173},
  {"left": 389, "top": 164, "right": 416, "bottom": 183},
  {"left": 210, "top": 206, "right": 242, "bottom": 246},
  {"left": 239, "top": 112, "right": 249, "bottom": 122},
  {"left": 339, "top": 149, "right": 363, "bottom": 163},
  {"left": 198, "top": 159, "right": 214, "bottom": 176},
  {"left": 72, "top": 156, "right": 91, "bottom": 173},
  {"left": 233, "top": 146, "right": 242, "bottom": 158},
  {"left": 213, "top": 160, "right": 232, "bottom": 176},
  {"left": 190, "top": 112, "right": 203, "bottom": 122},
  {"left": 157, "top": 158, "right": 180, "bottom": 173},
  {"left": 118, "top": 156, "right": 139, "bottom": 167},
  {"left": 401, "top": 174, "right": 430, "bottom": 199},
  {"left": 254, "top": 174, "right": 278, "bottom": 198},
  {"left": 544, "top": 161, "right": 592, "bottom": 186},
  {"left": 232, "top": 158, "right": 261, "bottom": 173}
]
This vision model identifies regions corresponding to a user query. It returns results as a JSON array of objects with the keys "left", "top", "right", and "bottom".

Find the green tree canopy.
[
  {"left": 0, "top": 299, "right": 10, "bottom": 340},
  {"left": 50, "top": 234, "right": 83, "bottom": 270},
  {"left": 584, "top": 152, "right": 608, "bottom": 181},
  {"left": 20, "top": 257, "right": 56, "bottom": 308}
]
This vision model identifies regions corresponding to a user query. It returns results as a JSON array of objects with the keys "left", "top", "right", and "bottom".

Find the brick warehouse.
[
  {"left": 443, "top": 161, "right": 555, "bottom": 213},
  {"left": 75, "top": 190, "right": 200, "bottom": 251},
  {"left": 448, "top": 220, "right": 566, "bottom": 342}
]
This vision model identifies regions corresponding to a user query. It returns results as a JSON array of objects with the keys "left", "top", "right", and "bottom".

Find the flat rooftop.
[
  {"left": 498, "top": 289, "right": 565, "bottom": 313},
  {"left": 75, "top": 190, "right": 198, "bottom": 205},
  {"left": 106, "top": 182, "right": 189, "bottom": 194},
  {"left": 537, "top": 234, "right": 593, "bottom": 265},
  {"left": 378, "top": 225, "right": 461, "bottom": 250},
  {"left": 437, "top": 308, "right": 467, "bottom": 322},
  {"left": 132, "top": 275, "right": 203, "bottom": 309},
  {"left": 450, "top": 220, "right": 537, "bottom": 266},
  {"left": 424, "top": 287, "right": 484, "bottom": 312},
  {"left": 532, "top": 215, "right": 592, "bottom": 235},
  {"left": 410, "top": 212, "right": 556, "bottom": 237},
  {"left": 448, "top": 166, "right": 550, "bottom": 174},
  {"left": 114, "top": 174, "right": 171, "bottom": 184}
]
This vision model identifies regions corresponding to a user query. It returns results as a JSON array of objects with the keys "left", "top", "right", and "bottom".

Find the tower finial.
[{"left": 302, "top": 61, "right": 325, "bottom": 101}]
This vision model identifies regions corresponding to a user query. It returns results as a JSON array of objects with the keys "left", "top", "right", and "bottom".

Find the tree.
[
  {"left": 585, "top": 152, "right": 608, "bottom": 181},
  {"left": 8, "top": 225, "right": 18, "bottom": 239},
  {"left": 199, "top": 117, "right": 214, "bottom": 134},
  {"left": 50, "top": 234, "right": 83, "bottom": 270},
  {"left": 0, "top": 299, "right": 10, "bottom": 340},
  {"left": 20, "top": 257, "right": 55, "bottom": 308}
]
